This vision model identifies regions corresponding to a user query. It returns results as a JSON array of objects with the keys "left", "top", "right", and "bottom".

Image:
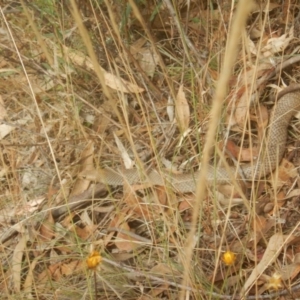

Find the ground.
[{"left": 1, "top": 1, "right": 300, "bottom": 299}]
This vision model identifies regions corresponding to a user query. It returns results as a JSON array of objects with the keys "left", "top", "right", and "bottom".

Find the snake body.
[{"left": 82, "top": 89, "right": 300, "bottom": 192}]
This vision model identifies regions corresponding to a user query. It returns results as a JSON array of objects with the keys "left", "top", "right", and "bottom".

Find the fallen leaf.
[
  {"left": 175, "top": 84, "right": 190, "bottom": 132},
  {"left": 106, "top": 212, "right": 129, "bottom": 245},
  {"left": 230, "top": 83, "right": 254, "bottom": 128},
  {"left": 71, "top": 141, "right": 94, "bottom": 196},
  {"left": 254, "top": 104, "right": 269, "bottom": 142},
  {"left": 49, "top": 260, "right": 83, "bottom": 281},
  {"left": 137, "top": 283, "right": 169, "bottom": 299},
  {"left": 283, "top": 188, "right": 300, "bottom": 200},
  {"left": 39, "top": 212, "right": 55, "bottom": 242},
  {"left": 271, "top": 191, "right": 286, "bottom": 212},
  {"left": 243, "top": 233, "right": 295, "bottom": 293},
  {"left": 262, "top": 26, "right": 294, "bottom": 57},
  {"left": 151, "top": 263, "right": 176, "bottom": 275},
  {"left": 178, "top": 196, "right": 194, "bottom": 212},
  {"left": 129, "top": 37, "right": 147, "bottom": 56},
  {"left": 23, "top": 255, "right": 41, "bottom": 295},
  {"left": 251, "top": 215, "right": 275, "bottom": 244},
  {"left": 62, "top": 45, "right": 144, "bottom": 93},
  {"left": 12, "top": 234, "right": 28, "bottom": 292},
  {"left": 252, "top": 2, "right": 280, "bottom": 13},
  {"left": 271, "top": 159, "right": 297, "bottom": 188},
  {"left": 122, "top": 179, "right": 159, "bottom": 220},
  {"left": 229, "top": 62, "right": 273, "bottom": 128},
  {"left": 247, "top": 35, "right": 259, "bottom": 55},
  {"left": 224, "top": 140, "right": 259, "bottom": 162},
  {"left": 75, "top": 210, "right": 97, "bottom": 240},
  {"left": 213, "top": 190, "right": 244, "bottom": 207},
  {"left": 18, "top": 73, "right": 56, "bottom": 94},
  {"left": 0, "top": 117, "right": 29, "bottom": 140},
  {"left": 113, "top": 132, "right": 134, "bottom": 169},
  {"left": 167, "top": 96, "right": 175, "bottom": 122},
  {"left": 136, "top": 47, "right": 159, "bottom": 78},
  {"left": 104, "top": 72, "right": 144, "bottom": 93},
  {"left": 279, "top": 260, "right": 300, "bottom": 281},
  {"left": 14, "top": 197, "right": 45, "bottom": 216},
  {"left": 75, "top": 225, "right": 96, "bottom": 240},
  {"left": 0, "top": 95, "right": 7, "bottom": 119},
  {"left": 114, "top": 223, "right": 142, "bottom": 252}
]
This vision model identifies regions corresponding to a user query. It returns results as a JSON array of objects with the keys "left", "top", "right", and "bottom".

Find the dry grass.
[{"left": 1, "top": 0, "right": 300, "bottom": 299}]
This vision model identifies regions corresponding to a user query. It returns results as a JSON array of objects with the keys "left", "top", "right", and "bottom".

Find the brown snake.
[
  {"left": 81, "top": 86, "right": 300, "bottom": 191},
  {"left": 80, "top": 86, "right": 300, "bottom": 298}
]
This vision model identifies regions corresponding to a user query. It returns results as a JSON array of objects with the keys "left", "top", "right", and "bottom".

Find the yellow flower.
[
  {"left": 266, "top": 273, "right": 283, "bottom": 290},
  {"left": 222, "top": 251, "right": 236, "bottom": 266},
  {"left": 86, "top": 251, "right": 102, "bottom": 270}
]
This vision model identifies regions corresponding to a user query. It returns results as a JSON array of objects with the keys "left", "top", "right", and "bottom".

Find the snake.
[
  {"left": 80, "top": 86, "right": 300, "bottom": 192},
  {"left": 79, "top": 86, "right": 300, "bottom": 299}
]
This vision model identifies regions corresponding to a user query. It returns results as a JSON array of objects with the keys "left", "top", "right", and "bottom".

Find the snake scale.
[{"left": 81, "top": 87, "right": 300, "bottom": 191}]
